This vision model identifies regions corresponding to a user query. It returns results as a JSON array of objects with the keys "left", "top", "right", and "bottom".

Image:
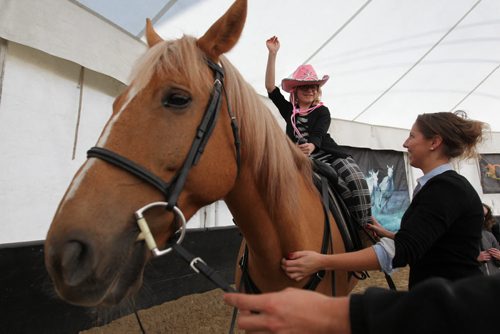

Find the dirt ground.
[{"left": 81, "top": 267, "right": 409, "bottom": 334}]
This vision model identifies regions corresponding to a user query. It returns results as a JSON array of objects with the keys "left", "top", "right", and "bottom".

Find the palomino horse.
[{"left": 45, "top": 0, "right": 357, "bottom": 308}]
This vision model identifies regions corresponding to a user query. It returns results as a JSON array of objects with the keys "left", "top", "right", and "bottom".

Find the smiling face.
[
  {"left": 403, "top": 122, "right": 434, "bottom": 170},
  {"left": 296, "top": 84, "right": 319, "bottom": 106}
]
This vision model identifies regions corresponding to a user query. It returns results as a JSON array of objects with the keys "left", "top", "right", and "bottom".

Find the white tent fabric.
[
  {"left": 0, "top": 0, "right": 145, "bottom": 84},
  {"left": 0, "top": 0, "right": 499, "bottom": 244},
  {"left": 3, "top": 0, "right": 499, "bottom": 130},
  {"left": 77, "top": 0, "right": 500, "bottom": 131}
]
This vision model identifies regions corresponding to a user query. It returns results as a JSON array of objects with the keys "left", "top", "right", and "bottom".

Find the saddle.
[
  {"left": 311, "top": 159, "right": 365, "bottom": 253},
  {"left": 313, "top": 159, "right": 397, "bottom": 290}
]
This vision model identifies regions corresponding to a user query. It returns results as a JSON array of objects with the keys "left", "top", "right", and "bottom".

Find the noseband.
[{"left": 87, "top": 58, "right": 241, "bottom": 257}]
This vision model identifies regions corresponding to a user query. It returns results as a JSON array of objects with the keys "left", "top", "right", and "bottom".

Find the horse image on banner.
[
  {"left": 366, "top": 169, "right": 379, "bottom": 206},
  {"left": 344, "top": 147, "right": 410, "bottom": 232},
  {"left": 375, "top": 165, "right": 394, "bottom": 212}
]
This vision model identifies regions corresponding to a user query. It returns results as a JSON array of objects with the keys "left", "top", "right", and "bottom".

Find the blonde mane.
[{"left": 127, "top": 36, "right": 315, "bottom": 220}]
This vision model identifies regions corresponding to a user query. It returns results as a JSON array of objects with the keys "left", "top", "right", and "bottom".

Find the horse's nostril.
[{"left": 61, "top": 240, "right": 93, "bottom": 287}]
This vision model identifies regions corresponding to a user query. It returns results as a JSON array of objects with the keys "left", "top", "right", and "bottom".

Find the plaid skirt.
[{"left": 312, "top": 153, "right": 372, "bottom": 226}]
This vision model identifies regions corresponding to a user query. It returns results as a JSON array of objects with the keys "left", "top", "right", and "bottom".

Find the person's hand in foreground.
[{"left": 224, "top": 287, "right": 351, "bottom": 334}]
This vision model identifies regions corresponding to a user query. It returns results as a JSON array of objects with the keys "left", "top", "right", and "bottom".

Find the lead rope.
[
  {"left": 131, "top": 242, "right": 239, "bottom": 334},
  {"left": 134, "top": 308, "right": 146, "bottom": 334},
  {"left": 228, "top": 277, "right": 244, "bottom": 334}
]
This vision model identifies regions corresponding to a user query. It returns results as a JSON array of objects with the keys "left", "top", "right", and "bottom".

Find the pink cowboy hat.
[{"left": 281, "top": 64, "right": 330, "bottom": 93}]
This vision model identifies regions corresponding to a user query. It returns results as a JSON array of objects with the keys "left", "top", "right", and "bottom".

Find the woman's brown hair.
[
  {"left": 415, "top": 111, "right": 489, "bottom": 159},
  {"left": 483, "top": 203, "right": 496, "bottom": 231}
]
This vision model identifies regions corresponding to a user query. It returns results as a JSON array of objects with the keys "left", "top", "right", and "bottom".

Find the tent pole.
[
  {"left": 137, "top": 0, "right": 178, "bottom": 38},
  {"left": 72, "top": 66, "right": 85, "bottom": 160},
  {"left": 0, "top": 38, "right": 7, "bottom": 109}
]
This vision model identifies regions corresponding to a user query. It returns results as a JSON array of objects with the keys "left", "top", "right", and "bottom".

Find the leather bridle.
[
  {"left": 86, "top": 58, "right": 241, "bottom": 297},
  {"left": 87, "top": 59, "right": 240, "bottom": 213},
  {"left": 86, "top": 58, "right": 244, "bottom": 334}
]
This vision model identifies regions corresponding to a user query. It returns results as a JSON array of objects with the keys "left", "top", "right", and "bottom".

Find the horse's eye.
[{"left": 162, "top": 93, "right": 191, "bottom": 109}]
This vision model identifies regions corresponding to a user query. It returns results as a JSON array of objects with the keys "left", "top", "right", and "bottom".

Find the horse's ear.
[
  {"left": 145, "top": 18, "right": 164, "bottom": 47},
  {"left": 197, "top": 0, "right": 247, "bottom": 61}
]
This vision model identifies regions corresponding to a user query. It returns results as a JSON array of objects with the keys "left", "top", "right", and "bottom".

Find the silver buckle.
[{"left": 190, "top": 257, "right": 207, "bottom": 274}]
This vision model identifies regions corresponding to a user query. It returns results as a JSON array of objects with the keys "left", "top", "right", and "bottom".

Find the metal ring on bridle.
[{"left": 135, "top": 202, "right": 187, "bottom": 257}]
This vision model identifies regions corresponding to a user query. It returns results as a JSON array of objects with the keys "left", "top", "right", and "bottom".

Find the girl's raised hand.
[{"left": 266, "top": 36, "right": 280, "bottom": 54}]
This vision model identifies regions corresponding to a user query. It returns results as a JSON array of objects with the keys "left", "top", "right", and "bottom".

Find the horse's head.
[
  {"left": 386, "top": 165, "right": 394, "bottom": 177},
  {"left": 45, "top": 0, "right": 247, "bottom": 307},
  {"left": 368, "top": 169, "right": 379, "bottom": 179}
]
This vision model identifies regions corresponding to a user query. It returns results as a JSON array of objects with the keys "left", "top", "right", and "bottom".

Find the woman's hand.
[
  {"left": 478, "top": 251, "right": 491, "bottom": 262},
  {"left": 266, "top": 36, "right": 280, "bottom": 54},
  {"left": 281, "top": 251, "right": 323, "bottom": 281},
  {"left": 487, "top": 248, "right": 500, "bottom": 260},
  {"left": 366, "top": 216, "right": 395, "bottom": 239},
  {"left": 298, "top": 142, "right": 315, "bottom": 156}
]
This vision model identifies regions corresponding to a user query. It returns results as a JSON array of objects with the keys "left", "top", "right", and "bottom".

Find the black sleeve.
[
  {"left": 392, "top": 177, "right": 468, "bottom": 267},
  {"left": 307, "top": 106, "right": 331, "bottom": 151},
  {"left": 267, "top": 87, "right": 292, "bottom": 121},
  {"left": 350, "top": 274, "right": 499, "bottom": 334}
]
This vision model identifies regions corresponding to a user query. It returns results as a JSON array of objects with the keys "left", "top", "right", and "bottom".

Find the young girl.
[{"left": 265, "top": 35, "right": 372, "bottom": 227}]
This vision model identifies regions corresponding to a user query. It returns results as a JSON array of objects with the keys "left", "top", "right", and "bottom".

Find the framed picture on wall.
[
  {"left": 479, "top": 154, "right": 500, "bottom": 194},
  {"left": 343, "top": 146, "right": 410, "bottom": 232}
]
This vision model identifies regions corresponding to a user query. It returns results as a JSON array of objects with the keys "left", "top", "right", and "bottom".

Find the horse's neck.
[{"left": 224, "top": 167, "right": 325, "bottom": 289}]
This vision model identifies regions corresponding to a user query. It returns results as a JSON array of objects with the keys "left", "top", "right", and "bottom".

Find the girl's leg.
[{"left": 331, "top": 157, "right": 372, "bottom": 227}]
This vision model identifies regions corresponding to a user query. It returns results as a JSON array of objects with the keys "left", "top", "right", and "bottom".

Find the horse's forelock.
[{"left": 128, "top": 36, "right": 212, "bottom": 101}]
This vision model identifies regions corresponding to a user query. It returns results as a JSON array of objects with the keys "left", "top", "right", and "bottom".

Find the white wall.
[
  {"left": 0, "top": 41, "right": 234, "bottom": 244},
  {"left": 0, "top": 42, "right": 85, "bottom": 243}
]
